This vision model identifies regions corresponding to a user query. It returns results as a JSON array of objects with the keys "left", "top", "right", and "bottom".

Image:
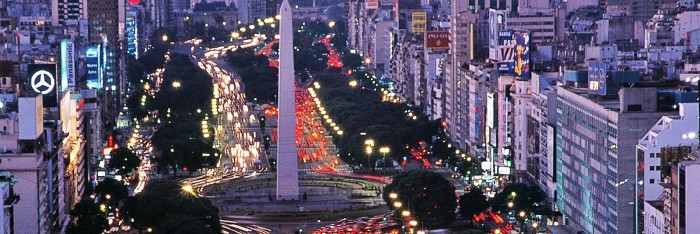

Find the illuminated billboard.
[
  {"left": 425, "top": 31, "right": 450, "bottom": 49},
  {"left": 86, "top": 45, "right": 102, "bottom": 89},
  {"left": 60, "top": 39, "right": 76, "bottom": 92},
  {"left": 587, "top": 61, "right": 608, "bottom": 95},
  {"left": 411, "top": 12, "right": 426, "bottom": 33},
  {"left": 497, "top": 30, "right": 530, "bottom": 80},
  {"left": 28, "top": 64, "right": 58, "bottom": 107}
]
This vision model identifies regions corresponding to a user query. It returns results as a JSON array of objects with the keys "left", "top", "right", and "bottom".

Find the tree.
[
  {"left": 109, "top": 147, "right": 141, "bottom": 176},
  {"left": 67, "top": 199, "right": 109, "bottom": 234},
  {"left": 95, "top": 178, "right": 129, "bottom": 206},
  {"left": 134, "top": 180, "right": 221, "bottom": 233},
  {"left": 490, "top": 183, "right": 545, "bottom": 214},
  {"left": 383, "top": 170, "right": 457, "bottom": 228},
  {"left": 459, "top": 187, "right": 489, "bottom": 220}
]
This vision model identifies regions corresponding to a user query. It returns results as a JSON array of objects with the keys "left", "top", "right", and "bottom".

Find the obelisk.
[{"left": 276, "top": 0, "right": 299, "bottom": 200}]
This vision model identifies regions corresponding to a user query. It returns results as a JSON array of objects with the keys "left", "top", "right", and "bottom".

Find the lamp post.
[
  {"left": 365, "top": 139, "right": 374, "bottom": 172},
  {"left": 379, "top": 147, "right": 390, "bottom": 171}
]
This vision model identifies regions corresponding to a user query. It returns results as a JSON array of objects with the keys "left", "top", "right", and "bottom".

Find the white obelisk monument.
[{"left": 276, "top": 0, "right": 299, "bottom": 200}]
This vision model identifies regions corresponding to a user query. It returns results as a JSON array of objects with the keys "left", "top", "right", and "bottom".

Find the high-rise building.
[
  {"left": 88, "top": 0, "right": 122, "bottom": 112},
  {"left": 0, "top": 172, "right": 19, "bottom": 234},
  {"left": 666, "top": 158, "right": 700, "bottom": 234},
  {"left": 444, "top": 0, "right": 477, "bottom": 151},
  {"left": 556, "top": 85, "right": 672, "bottom": 233},
  {"left": 51, "top": 0, "right": 88, "bottom": 26},
  {"left": 0, "top": 96, "right": 65, "bottom": 234},
  {"left": 636, "top": 103, "right": 698, "bottom": 233},
  {"left": 236, "top": 0, "right": 266, "bottom": 24}
]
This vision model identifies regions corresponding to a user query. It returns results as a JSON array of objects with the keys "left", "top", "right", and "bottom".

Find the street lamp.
[
  {"left": 182, "top": 184, "right": 195, "bottom": 195},
  {"left": 507, "top": 201, "right": 514, "bottom": 208},
  {"left": 402, "top": 210, "right": 411, "bottom": 217},
  {"left": 365, "top": 139, "right": 375, "bottom": 172},
  {"left": 409, "top": 220, "right": 417, "bottom": 227},
  {"left": 389, "top": 192, "right": 398, "bottom": 199},
  {"left": 393, "top": 201, "right": 402, "bottom": 208},
  {"left": 379, "top": 147, "right": 390, "bottom": 170},
  {"left": 162, "top": 34, "right": 168, "bottom": 42},
  {"left": 349, "top": 80, "right": 358, "bottom": 88},
  {"left": 172, "top": 81, "right": 181, "bottom": 88},
  {"left": 519, "top": 210, "right": 526, "bottom": 218},
  {"left": 366, "top": 146, "right": 372, "bottom": 172}
]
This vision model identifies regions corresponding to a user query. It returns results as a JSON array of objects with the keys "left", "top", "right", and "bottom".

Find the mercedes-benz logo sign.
[{"left": 31, "top": 70, "right": 55, "bottom": 95}]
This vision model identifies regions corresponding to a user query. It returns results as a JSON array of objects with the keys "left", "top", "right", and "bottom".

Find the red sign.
[
  {"left": 425, "top": 31, "right": 450, "bottom": 49},
  {"left": 365, "top": 0, "right": 378, "bottom": 9},
  {"left": 128, "top": 0, "right": 140, "bottom": 4}
]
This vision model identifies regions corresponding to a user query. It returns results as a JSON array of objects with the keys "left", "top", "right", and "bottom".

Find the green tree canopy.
[
  {"left": 490, "top": 183, "right": 545, "bottom": 214},
  {"left": 109, "top": 147, "right": 140, "bottom": 176},
  {"left": 458, "top": 187, "right": 489, "bottom": 219},
  {"left": 132, "top": 180, "right": 221, "bottom": 233},
  {"left": 383, "top": 170, "right": 457, "bottom": 228},
  {"left": 67, "top": 199, "right": 109, "bottom": 234},
  {"left": 95, "top": 178, "right": 129, "bottom": 206}
]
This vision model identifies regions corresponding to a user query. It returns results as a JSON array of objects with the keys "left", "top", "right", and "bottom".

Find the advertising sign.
[
  {"left": 365, "top": 0, "right": 378, "bottom": 9},
  {"left": 587, "top": 61, "right": 608, "bottom": 95},
  {"left": 497, "top": 30, "right": 514, "bottom": 73},
  {"left": 425, "top": 31, "right": 450, "bottom": 49},
  {"left": 86, "top": 45, "right": 102, "bottom": 89},
  {"left": 28, "top": 64, "right": 58, "bottom": 107},
  {"left": 488, "top": 9, "right": 507, "bottom": 61},
  {"left": 497, "top": 30, "right": 530, "bottom": 80},
  {"left": 486, "top": 92, "right": 495, "bottom": 128},
  {"left": 60, "top": 39, "right": 76, "bottom": 92},
  {"left": 411, "top": 12, "right": 427, "bottom": 33}
]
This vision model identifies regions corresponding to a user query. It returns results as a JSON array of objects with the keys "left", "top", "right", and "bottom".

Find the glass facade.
[{"left": 556, "top": 94, "right": 619, "bottom": 233}]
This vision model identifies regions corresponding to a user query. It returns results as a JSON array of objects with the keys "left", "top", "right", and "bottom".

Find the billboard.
[
  {"left": 411, "top": 12, "right": 427, "bottom": 33},
  {"left": 587, "top": 61, "right": 608, "bottom": 95},
  {"left": 497, "top": 30, "right": 531, "bottom": 80},
  {"left": 60, "top": 39, "right": 76, "bottom": 92},
  {"left": 28, "top": 64, "right": 58, "bottom": 107},
  {"left": 86, "top": 45, "right": 102, "bottom": 89},
  {"left": 365, "top": 0, "right": 378, "bottom": 9},
  {"left": 488, "top": 9, "right": 507, "bottom": 61},
  {"left": 425, "top": 31, "right": 450, "bottom": 49}
]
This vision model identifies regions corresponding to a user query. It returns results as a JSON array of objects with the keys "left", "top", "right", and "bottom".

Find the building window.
[{"left": 650, "top": 179, "right": 655, "bottom": 184}]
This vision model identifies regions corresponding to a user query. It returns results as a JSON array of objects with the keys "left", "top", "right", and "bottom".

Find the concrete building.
[
  {"left": 644, "top": 200, "right": 665, "bottom": 234},
  {"left": 0, "top": 96, "right": 65, "bottom": 234},
  {"left": 80, "top": 89, "right": 102, "bottom": 185},
  {"left": 51, "top": 0, "right": 88, "bottom": 26},
  {"left": 275, "top": 0, "right": 298, "bottom": 200},
  {"left": 636, "top": 103, "right": 698, "bottom": 232},
  {"left": 674, "top": 159, "right": 700, "bottom": 234},
  {"left": 556, "top": 85, "right": 672, "bottom": 233},
  {"left": 88, "top": 0, "right": 126, "bottom": 123},
  {"left": 444, "top": 0, "right": 477, "bottom": 150},
  {"left": 664, "top": 157, "right": 700, "bottom": 234},
  {"left": 0, "top": 172, "right": 19, "bottom": 234},
  {"left": 645, "top": 11, "right": 675, "bottom": 49},
  {"left": 507, "top": 15, "right": 556, "bottom": 43},
  {"left": 673, "top": 11, "right": 700, "bottom": 46},
  {"left": 606, "top": 0, "right": 677, "bottom": 21},
  {"left": 373, "top": 20, "right": 396, "bottom": 80},
  {"left": 236, "top": 0, "right": 266, "bottom": 24},
  {"left": 526, "top": 72, "right": 558, "bottom": 206}
]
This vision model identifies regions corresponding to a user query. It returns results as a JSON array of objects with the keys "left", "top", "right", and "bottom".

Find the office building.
[
  {"left": 51, "top": 0, "right": 88, "bottom": 26},
  {"left": 556, "top": 84, "right": 672, "bottom": 233}
]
